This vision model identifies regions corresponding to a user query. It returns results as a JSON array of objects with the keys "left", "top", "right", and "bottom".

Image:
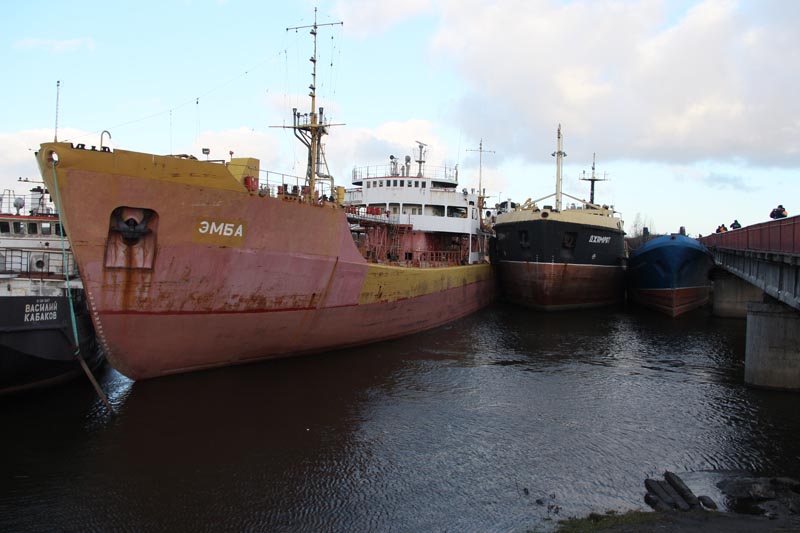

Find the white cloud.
[
  {"left": 14, "top": 37, "right": 95, "bottom": 53},
  {"left": 430, "top": 0, "right": 800, "bottom": 167},
  {"left": 0, "top": 129, "right": 88, "bottom": 194},
  {"left": 333, "top": 0, "right": 434, "bottom": 38}
]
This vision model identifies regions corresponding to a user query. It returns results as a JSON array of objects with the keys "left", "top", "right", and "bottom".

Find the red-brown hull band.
[
  {"left": 628, "top": 286, "right": 711, "bottom": 317},
  {"left": 498, "top": 261, "right": 625, "bottom": 311},
  {"left": 101, "top": 278, "right": 494, "bottom": 380}
]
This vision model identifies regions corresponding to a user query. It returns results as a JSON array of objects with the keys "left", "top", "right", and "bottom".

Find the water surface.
[{"left": 2, "top": 303, "right": 798, "bottom": 532}]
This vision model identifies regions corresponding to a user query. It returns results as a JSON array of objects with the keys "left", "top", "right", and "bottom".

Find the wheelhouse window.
[
  {"left": 0, "top": 221, "right": 9, "bottom": 233},
  {"left": 27, "top": 223, "right": 38, "bottom": 235}
]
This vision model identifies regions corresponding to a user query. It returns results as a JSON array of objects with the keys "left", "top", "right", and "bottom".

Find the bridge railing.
[{"left": 699, "top": 215, "right": 799, "bottom": 255}]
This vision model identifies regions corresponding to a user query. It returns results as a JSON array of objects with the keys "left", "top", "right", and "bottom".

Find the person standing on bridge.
[
  {"left": 731, "top": 220, "right": 742, "bottom": 229},
  {"left": 770, "top": 205, "right": 788, "bottom": 219}
]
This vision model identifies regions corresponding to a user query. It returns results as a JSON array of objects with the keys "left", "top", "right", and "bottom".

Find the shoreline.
[
  {"left": 555, "top": 508, "right": 800, "bottom": 532},
  {"left": 553, "top": 474, "right": 800, "bottom": 532}
]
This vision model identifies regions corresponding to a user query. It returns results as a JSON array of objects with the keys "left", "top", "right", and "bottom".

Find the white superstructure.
[{"left": 344, "top": 142, "right": 489, "bottom": 264}]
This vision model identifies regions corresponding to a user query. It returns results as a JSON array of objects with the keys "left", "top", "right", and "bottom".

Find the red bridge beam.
[{"left": 699, "top": 215, "right": 800, "bottom": 255}]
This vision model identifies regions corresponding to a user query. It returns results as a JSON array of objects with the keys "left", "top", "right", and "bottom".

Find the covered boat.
[
  {"left": 627, "top": 232, "right": 714, "bottom": 317},
  {"left": 0, "top": 186, "right": 100, "bottom": 394},
  {"left": 34, "top": 20, "right": 494, "bottom": 381},
  {"left": 493, "top": 125, "right": 626, "bottom": 310}
]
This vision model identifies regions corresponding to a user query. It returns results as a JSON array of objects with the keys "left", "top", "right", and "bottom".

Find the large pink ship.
[{"left": 34, "top": 19, "right": 494, "bottom": 381}]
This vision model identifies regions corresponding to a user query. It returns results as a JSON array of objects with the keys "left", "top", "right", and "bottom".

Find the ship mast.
[
  {"left": 467, "top": 139, "right": 494, "bottom": 211},
  {"left": 579, "top": 153, "right": 607, "bottom": 205},
  {"left": 286, "top": 9, "right": 343, "bottom": 203},
  {"left": 551, "top": 124, "right": 567, "bottom": 211}
]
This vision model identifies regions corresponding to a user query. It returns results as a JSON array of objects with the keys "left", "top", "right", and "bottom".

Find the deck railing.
[{"left": 415, "top": 250, "right": 463, "bottom": 267}]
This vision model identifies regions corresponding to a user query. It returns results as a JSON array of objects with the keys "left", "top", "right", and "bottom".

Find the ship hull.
[
  {"left": 627, "top": 286, "right": 711, "bottom": 318},
  {"left": 627, "top": 234, "right": 714, "bottom": 317},
  {"left": 0, "top": 293, "right": 101, "bottom": 394},
  {"left": 497, "top": 261, "right": 624, "bottom": 310},
  {"left": 493, "top": 217, "right": 626, "bottom": 310},
  {"left": 37, "top": 143, "right": 494, "bottom": 380},
  {"left": 98, "top": 276, "right": 492, "bottom": 378}
]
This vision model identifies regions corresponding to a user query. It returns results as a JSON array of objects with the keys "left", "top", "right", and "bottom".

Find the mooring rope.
[{"left": 50, "top": 158, "right": 115, "bottom": 415}]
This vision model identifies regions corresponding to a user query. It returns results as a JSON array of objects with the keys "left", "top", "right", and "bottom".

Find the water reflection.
[{"left": 2, "top": 303, "right": 799, "bottom": 532}]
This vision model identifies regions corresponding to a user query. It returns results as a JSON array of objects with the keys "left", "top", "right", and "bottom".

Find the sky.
[{"left": 2, "top": 0, "right": 798, "bottom": 237}]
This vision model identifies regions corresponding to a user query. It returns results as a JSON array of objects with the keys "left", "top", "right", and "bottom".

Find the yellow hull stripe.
[{"left": 357, "top": 263, "right": 493, "bottom": 304}]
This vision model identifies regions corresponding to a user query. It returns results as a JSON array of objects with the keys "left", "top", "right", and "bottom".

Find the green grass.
[{"left": 552, "top": 510, "right": 661, "bottom": 532}]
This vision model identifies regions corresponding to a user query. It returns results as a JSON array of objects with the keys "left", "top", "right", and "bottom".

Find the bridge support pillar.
[
  {"left": 712, "top": 270, "right": 763, "bottom": 318},
  {"left": 745, "top": 301, "right": 800, "bottom": 390}
]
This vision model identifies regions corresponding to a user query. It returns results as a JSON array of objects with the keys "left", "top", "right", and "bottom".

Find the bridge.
[{"left": 699, "top": 216, "right": 800, "bottom": 390}]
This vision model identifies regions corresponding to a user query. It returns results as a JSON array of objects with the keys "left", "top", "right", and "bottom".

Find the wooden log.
[
  {"left": 664, "top": 471, "right": 701, "bottom": 509},
  {"left": 644, "top": 478, "right": 677, "bottom": 509},
  {"left": 657, "top": 479, "right": 691, "bottom": 511},
  {"left": 698, "top": 495, "right": 718, "bottom": 510},
  {"left": 644, "top": 491, "right": 672, "bottom": 512}
]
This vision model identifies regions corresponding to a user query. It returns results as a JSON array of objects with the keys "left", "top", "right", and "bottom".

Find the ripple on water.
[{"left": 2, "top": 304, "right": 798, "bottom": 532}]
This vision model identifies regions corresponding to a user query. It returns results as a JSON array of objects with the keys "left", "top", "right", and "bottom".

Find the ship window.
[
  {"left": 13, "top": 221, "right": 24, "bottom": 234},
  {"left": 56, "top": 223, "right": 65, "bottom": 237},
  {"left": 415, "top": 181, "right": 419, "bottom": 187},
  {"left": 393, "top": 180, "right": 398, "bottom": 187},
  {"left": 0, "top": 221, "right": 9, "bottom": 233},
  {"left": 366, "top": 181, "right": 371, "bottom": 188},
  {"left": 41, "top": 222, "right": 52, "bottom": 235},
  {"left": 562, "top": 232, "right": 577, "bottom": 249},
  {"left": 519, "top": 230, "right": 530, "bottom": 248},
  {"left": 379, "top": 180, "right": 383, "bottom": 187},
  {"left": 400, "top": 180, "right": 404, "bottom": 187},
  {"left": 27, "top": 223, "right": 38, "bottom": 235},
  {"left": 421, "top": 182, "right": 426, "bottom": 188}
]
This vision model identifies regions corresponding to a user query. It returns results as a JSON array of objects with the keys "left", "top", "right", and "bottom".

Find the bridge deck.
[{"left": 699, "top": 216, "right": 799, "bottom": 311}]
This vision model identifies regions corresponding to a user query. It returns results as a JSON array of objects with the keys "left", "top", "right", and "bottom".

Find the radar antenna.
[{"left": 414, "top": 141, "right": 427, "bottom": 177}]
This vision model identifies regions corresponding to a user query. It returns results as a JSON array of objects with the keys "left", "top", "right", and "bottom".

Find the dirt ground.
[{"left": 592, "top": 509, "right": 800, "bottom": 532}]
